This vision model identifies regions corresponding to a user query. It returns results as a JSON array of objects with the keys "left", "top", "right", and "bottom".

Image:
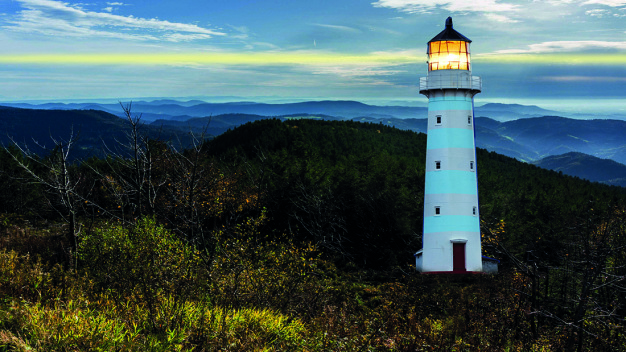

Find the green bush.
[
  {"left": 0, "top": 249, "right": 56, "bottom": 301},
  {"left": 79, "top": 218, "right": 206, "bottom": 328}
]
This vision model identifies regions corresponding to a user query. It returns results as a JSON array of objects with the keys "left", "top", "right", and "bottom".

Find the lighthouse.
[{"left": 415, "top": 17, "right": 483, "bottom": 273}]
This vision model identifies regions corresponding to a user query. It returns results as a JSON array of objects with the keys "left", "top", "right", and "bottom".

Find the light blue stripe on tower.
[
  {"left": 425, "top": 170, "right": 477, "bottom": 195},
  {"left": 428, "top": 101, "right": 473, "bottom": 111},
  {"left": 427, "top": 129, "right": 475, "bottom": 150},
  {"left": 423, "top": 215, "right": 480, "bottom": 234}
]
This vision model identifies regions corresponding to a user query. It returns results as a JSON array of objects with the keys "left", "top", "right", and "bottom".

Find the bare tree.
[
  {"left": 99, "top": 102, "right": 168, "bottom": 220},
  {"left": 4, "top": 129, "right": 82, "bottom": 268},
  {"left": 161, "top": 122, "right": 213, "bottom": 242}
]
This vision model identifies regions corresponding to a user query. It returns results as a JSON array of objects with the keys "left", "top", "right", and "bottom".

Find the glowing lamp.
[{"left": 427, "top": 17, "right": 471, "bottom": 71}]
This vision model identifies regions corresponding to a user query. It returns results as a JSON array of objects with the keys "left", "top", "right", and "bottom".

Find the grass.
[
  {"left": 1, "top": 296, "right": 306, "bottom": 351},
  {"left": 1, "top": 217, "right": 623, "bottom": 351}
]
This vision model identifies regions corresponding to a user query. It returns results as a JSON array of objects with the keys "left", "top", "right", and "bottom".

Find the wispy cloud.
[
  {"left": 4, "top": 0, "right": 225, "bottom": 42},
  {"left": 582, "top": 0, "right": 626, "bottom": 6},
  {"left": 311, "top": 64, "right": 404, "bottom": 78},
  {"left": 372, "top": 0, "right": 520, "bottom": 23},
  {"left": 538, "top": 76, "right": 626, "bottom": 82},
  {"left": 586, "top": 8, "right": 611, "bottom": 17},
  {"left": 533, "top": 0, "right": 626, "bottom": 6},
  {"left": 483, "top": 13, "right": 520, "bottom": 23},
  {"left": 489, "top": 40, "right": 626, "bottom": 54},
  {"left": 312, "top": 23, "right": 362, "bottom": 33},
  {"left": 372, "top": 0, "right": 518, "bottom": 14}
]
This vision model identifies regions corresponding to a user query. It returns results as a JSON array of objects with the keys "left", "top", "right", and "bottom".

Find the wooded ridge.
[{"left": 0, "top": 113, "right": 624, "bottom": 351}]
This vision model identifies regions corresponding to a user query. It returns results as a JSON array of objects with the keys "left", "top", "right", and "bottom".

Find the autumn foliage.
[{"left": 1, "top": 118, "right": 625, "bottom": 350}]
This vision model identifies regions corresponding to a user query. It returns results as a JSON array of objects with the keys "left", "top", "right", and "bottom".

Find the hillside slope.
[
  {"left": 493, "top": 116, "right": 626, "bottom": 163},
  {"left": 3, "top": 105, "right": 625, "bottom": 189},
  {"left": 205, "top": 119, "right": 626, "bottom": 266},
  {"left": 534, "top": 152, "right": 626, "bottom": 187},
  {"left": 0, "top": 106, "right": 191, "bottom": 159}
]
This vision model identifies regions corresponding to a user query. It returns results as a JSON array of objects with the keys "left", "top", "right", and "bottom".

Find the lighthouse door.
[{"left": 452, "top": 243, "right": 466, "bottom": 272}]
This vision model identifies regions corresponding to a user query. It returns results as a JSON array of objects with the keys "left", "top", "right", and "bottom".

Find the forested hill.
[
  {"left": 205, "top": 119, "right": 626, "bottom": 266},
  {"left": 2, "top": 118, "right": 625, "bottom": 350},
  {"left": 0, "top": 106, "right": 190, "bottom": 159},
  {"left": 534, "top": 152, "right": 626, "bottom": 187}
]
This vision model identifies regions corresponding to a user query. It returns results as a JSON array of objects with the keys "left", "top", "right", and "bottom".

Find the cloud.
[
  {"left": 249, "top": 41, "right": 280, "bottom": 50},
  {"left": 582, "top": 0, "right": 626, "bottom": 6},
  {"left": 489, "top": 40, "right": 626, "bottom": 54},
  {"left": 162, "top": 33, "right": 215, "bottom": 42},
  {"left": 585, "top": 8, "right": 612, "bottom": 16},
  {"left": 227, "top": 24, "right": 249, "bottom": 34},
  {"left": 372, "top": 0, "right": 520, "bottom": 23},
  {"left": 4, "top": 0, "right": 225, "bottom": 42},
  {"left": 312, "top": 23, "right": 362, "bottom": 33},
  {"left": 541, "top": 0, "right": 579, "bottom": 4},
  {"left": 540, "top": 0, "right": 626, "bottom": 5},
  {"left": 538, "top": 76, "right": 626, "bottom": 82},
  {"left": 372, "top": 0, "right": 519, "bottom": 14},
  {"left": 311, "top": 64, "right": 404, "bottom": 78},
  {"left": 311, "top": 65, "right": 402, "bottom": 87},
  {"left": 483, "top": 13, "right": 520, "bottom": 23},
  {"left": 226, "top": 24, "right": 250, "bottom": 40},
  {"left": 365, "top": 25, "right": 402, "bottom": 36}
]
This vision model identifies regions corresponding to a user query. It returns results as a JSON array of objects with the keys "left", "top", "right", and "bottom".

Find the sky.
[{"left": 0, "top": 0, "right": 625, "bottom": 112}]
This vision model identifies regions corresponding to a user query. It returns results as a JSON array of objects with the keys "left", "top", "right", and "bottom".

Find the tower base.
[{"left": 414, "top": 250, "right": 499, "bottom": 274}]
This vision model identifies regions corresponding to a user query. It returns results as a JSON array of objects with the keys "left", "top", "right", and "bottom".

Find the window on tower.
[
  {"left": 435, "top": 161, "right": 441, "bottom": 170},
  {"left": 435, "top": 206, "right": 441, "bottom": 216},
  {"left": 473, "top": 206, "right": 477, "bottom": 216},
  {"left": 470, "top": 161, "right": 474, "bottom": 171},
  {"left": 436, "top": 115, "right": 442, "bottom": 125},
  {"left": 468, "top": 115, "right": 472, "bottom": 125}
]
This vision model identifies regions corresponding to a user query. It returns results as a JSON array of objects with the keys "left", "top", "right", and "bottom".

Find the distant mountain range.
[
  {"left": 0, "top": 99, "right": 577, "bottom": 122},
  {"left": 153, "top": 112, "right": 626, "bottom": 164},
  {"left": 2, "top": 100, "right": 424, "bottom": 121},
  {"left": 475, "top": 116, "right": 626, "bottom": 165},
  {"left": 1, "top": 100, "right": 625, "bottom": 187},
  {"left": 533, "top": 152, "right": 626, "bottom": 188},
  {"left": 355, "top": 115, "right": 626, "bottom": 166},
  {"left": 0, "top": 106, "right": 191, "bottom": 160}
]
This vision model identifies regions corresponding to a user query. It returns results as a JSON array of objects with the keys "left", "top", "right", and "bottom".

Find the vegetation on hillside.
[
  {"left": 0, "top": 105, "right": 192, "bottom": 160},
  {"left": 534, "top": 151, "right": 626, "bottom": 187},
  {"left": 1, "top": 116, "right": 625, "bottom": 351}
]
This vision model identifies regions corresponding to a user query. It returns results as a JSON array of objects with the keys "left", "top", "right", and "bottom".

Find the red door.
[{"left": 453, "top": 243, "right": 466, "bottom": 272}]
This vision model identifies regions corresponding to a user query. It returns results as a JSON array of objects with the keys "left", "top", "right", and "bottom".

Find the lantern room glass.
[{"left": 428, "top": 41, "right": 470, "bottom": 71}]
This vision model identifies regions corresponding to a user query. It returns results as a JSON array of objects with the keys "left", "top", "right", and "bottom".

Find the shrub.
[
  {"left": 0, "top": 249, "right": 57, "bottom": 301},
  {"left": 79, "top": 218, "right": 206, "bottom": 329}
]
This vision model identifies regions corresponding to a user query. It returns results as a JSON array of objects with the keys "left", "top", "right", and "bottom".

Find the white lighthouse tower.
[{"left": 415, "top": 17, "right": 483, "bottom": 273}]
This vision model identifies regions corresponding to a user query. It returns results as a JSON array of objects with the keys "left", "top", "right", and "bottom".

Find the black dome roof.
[{"left": 428, "top": 17, "right": 471, "bottom": 43}]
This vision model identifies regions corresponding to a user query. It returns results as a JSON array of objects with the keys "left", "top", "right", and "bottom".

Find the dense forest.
[{"left": 1, "top": 114, "right": 625, "bottom": 351}]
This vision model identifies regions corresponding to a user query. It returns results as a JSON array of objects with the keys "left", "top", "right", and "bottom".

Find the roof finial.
[{"left": 446, "top": 17, "right": 453, "bottom": 29}]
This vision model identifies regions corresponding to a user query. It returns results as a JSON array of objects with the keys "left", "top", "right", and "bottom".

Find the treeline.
[
  {"left": 206, "top": 119, "right": 427, "bottom": 267},
  {"left": 206, "top": 118, "right": 625, "bottom": 262},
  {"left": 1, "top": 116, "right": 625, "bottom": 350},
  {"left": 0, "top": 105, "right": 195, "bottom": 161}
]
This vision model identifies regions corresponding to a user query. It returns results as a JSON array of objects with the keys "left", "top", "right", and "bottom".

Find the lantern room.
[{"left": 427, "top": 17, "right": 471, "bottom": 71}]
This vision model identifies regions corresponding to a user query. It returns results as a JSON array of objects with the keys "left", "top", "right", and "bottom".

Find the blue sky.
[{"left": 0, "top": 0, "right": 624, "bottom": 112}]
